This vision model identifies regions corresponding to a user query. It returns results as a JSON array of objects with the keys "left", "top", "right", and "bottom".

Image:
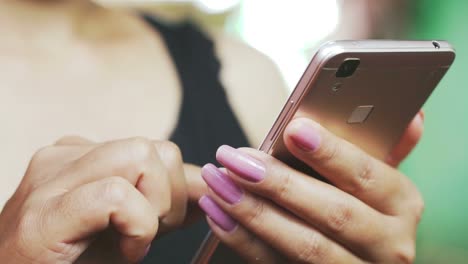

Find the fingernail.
[
  {"left": 288, "top": 119, "right": 321, "bottom": 152},
  {"left": 202, "top": 164, "right": 243, "bottom": 204},
  {"left": 216, "top": 145, "right": 265, "bottom": 182},
  {"left": 198, "top": 195, "right": 238, "bottom": 232}
]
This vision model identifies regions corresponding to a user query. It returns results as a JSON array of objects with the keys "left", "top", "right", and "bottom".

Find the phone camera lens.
[{"left": 336, "top": 58, "right": 360, "bottom": 78}]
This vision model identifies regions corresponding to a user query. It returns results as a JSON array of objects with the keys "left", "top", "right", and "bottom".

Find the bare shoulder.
[{"left": 213, "top": 33, "right": 289, "bottom": 147}]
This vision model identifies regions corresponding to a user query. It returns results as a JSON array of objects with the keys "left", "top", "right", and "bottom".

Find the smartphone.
[{"left": 192, "top": 40, "right": 455, "bottom": 264}]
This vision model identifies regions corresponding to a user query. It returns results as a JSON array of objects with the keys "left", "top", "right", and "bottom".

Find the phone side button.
[{"left": 271, "top": 100, "right": 295, "bottom": 141}]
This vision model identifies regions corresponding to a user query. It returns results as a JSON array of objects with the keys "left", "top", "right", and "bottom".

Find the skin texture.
[
  {"left": 0, "top": 1, "right": 286, "bottom": 263},
  {"left": 0, "top": 137, "right": 207, "bottom": 263},
  {"left": 0, "top": 1, "right": 425, "bottom": 263},
  {"left": 0, "top": 114, "right": 423, "bottom": 264},
  {"left": 0, "top": 0, "right": 287, "bottom": 208},
  {"left": 200, "top": 112, "right": 425, "bottom": 264}
]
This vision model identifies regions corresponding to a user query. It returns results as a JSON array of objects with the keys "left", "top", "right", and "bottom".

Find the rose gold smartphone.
[{"left": 191, "top": 40, "right": 455, "bottom": 264}]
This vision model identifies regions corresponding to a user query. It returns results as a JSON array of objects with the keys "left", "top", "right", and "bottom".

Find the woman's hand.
[
  {"left": 199, "top": 112, "right": 425, "bottom": 263},
  {"left": 0, "top": 137, "right": 196, "bottom": 264}
]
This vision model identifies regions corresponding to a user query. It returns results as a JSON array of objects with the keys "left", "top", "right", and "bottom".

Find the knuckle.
[
  {"left": 120, "top": 137, "right": 157, "bottom": 176},
  {"left": 157, "top": 141, "right": 183, "bottom": 167},
  {"left": 243, "top": 198, "right": 266, "bottom": 229},
  {"left": 54, "top": 135, "right": 77, "bottom": 145},
  {"left": 411, "top": 192, "right": 425, "bottom": 223},
  {"left": 295, "top": 232, "right": 325, "bottom": 263},
  {"left": 326, "top": 201, "right": 353, "bottom": 233},
  {"left": 125, "top": 137, "right": 157, "bottom": 163},
  {"left": 353, "top": 154, "right": 375, "bottom": 194},
  {"left": 30, "top": 146, "right": 56, "bottom": 166},
  {"left": 25, "top": 146, "right": 58, "bottom": 192},
  {"left": 101, "top": 177, "right": 131, "bottom": 204},
  {"left": 271, "top": 170, "right": 293, "bottom": 202},
  {"left": 391, "top": 241, "right": 416, "bottom": 264},
  {"left": 402, "top": 180, "right": 425, "bottom": 223}
]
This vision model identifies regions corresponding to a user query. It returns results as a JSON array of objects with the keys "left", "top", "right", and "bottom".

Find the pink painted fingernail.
[
  {"left": 288, "top": 119, "right": 321, "bottom": 152},
  {"left": 198, "top": 195, "right": 238, "bottom": 232},
  {"left": 202, "top": 164, "right": 243, "bottom": 204},
  {"left": 216, "top": 145, "right": 265, "bottom": 182}
]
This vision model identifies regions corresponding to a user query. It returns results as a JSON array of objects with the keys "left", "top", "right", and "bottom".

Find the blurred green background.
[{"left": 402, "top": 0, "right": 468, "bottom": 263}]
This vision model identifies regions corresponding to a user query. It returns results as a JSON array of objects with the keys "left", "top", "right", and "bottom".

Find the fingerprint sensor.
[{"left": 348, "top": 105, "right": 374, "bottom": 124}]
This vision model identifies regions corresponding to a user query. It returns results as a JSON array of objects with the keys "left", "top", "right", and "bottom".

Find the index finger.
[
  {"left": 43, "top": 138, "right": 173, "bottom": 217},
  {"left": 44, "top": 177, "right": 158, "bottom": 263}
]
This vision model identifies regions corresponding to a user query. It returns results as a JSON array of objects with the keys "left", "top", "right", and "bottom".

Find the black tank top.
[{"left": 141, "top": 15, "right": 250, "bottom": 263}]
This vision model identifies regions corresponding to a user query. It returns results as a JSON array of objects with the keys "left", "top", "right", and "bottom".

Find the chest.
[{"left": 0, "top": 45, "right": 181, "bottom": 205}]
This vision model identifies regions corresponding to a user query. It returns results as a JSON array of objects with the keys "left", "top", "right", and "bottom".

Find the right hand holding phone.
[{"left": 200, "top": 111, "right": 425, "bottom": 263}]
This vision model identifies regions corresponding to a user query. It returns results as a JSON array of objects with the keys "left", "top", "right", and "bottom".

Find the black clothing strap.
[{"left": 141, "top": 15, "right": 250, "bottom": 263}]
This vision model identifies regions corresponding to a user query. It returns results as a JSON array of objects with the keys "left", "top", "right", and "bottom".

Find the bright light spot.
[{"left": 239, "top": 0, "right": 339, "bottom": 89}]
